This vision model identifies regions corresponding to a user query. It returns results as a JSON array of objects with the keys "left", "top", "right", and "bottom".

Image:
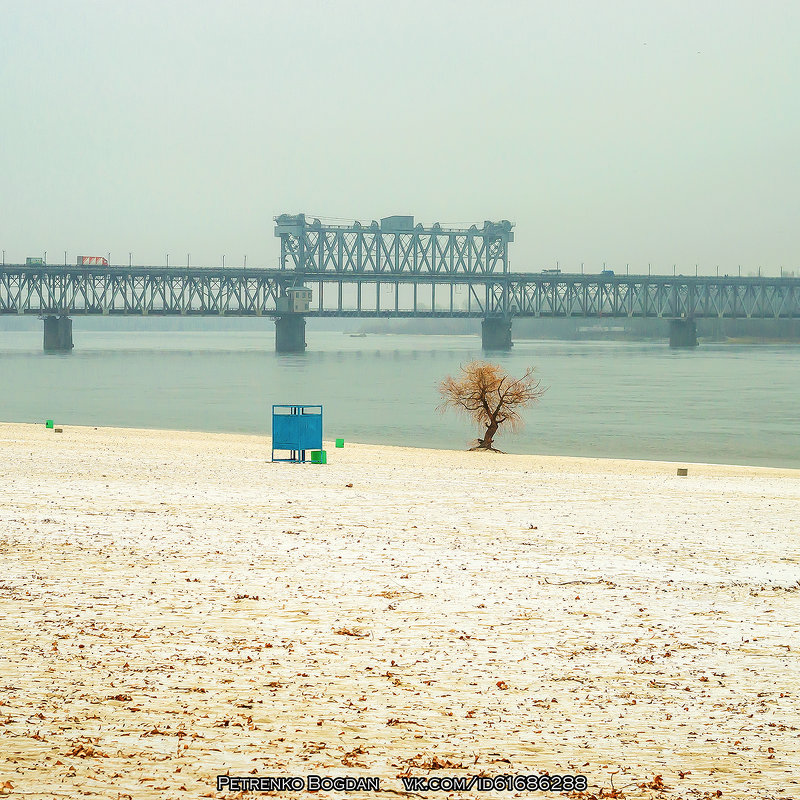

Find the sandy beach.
[{"left": 0, "top": 422, "right": 798, "bottom": 800}]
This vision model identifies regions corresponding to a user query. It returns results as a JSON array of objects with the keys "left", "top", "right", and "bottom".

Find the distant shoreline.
[{"left": 2, "top": 316, "right": 799, "bottom": 343}]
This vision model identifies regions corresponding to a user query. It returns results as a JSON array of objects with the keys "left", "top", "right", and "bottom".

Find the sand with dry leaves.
[{"left": 0, "top": 422, "right": 798, "bottom": 800}]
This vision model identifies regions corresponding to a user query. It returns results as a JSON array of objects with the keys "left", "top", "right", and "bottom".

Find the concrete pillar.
[
  {"left": 481, "top": 316, "right": 513, "bottom": 350},
  {"left": 669, "top": 318, "right": 698, "bottom": 348},
  {"left": 275, "top": 315, "right": 306, "bottom": 353},
  {"left": 43, "top": 315, "right": 74, "bottom": 352}
]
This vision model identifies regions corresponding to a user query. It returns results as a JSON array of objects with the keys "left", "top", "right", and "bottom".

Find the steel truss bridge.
[
  {"left": 2, "top": 267, "right": 799, "bottom": 320},
  {"left": 2, "top": 213, "right": 798, "bottom": 350}
]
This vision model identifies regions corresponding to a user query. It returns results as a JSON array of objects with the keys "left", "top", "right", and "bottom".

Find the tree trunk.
[{"left": 478, "top": 420, "right": 499, "bottom": 449}]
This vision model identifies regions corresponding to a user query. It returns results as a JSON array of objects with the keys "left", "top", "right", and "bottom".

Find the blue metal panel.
[
  {"left": 297, "top": 414, "right": 322, "bottom": 450},
  {"left": 271, "top": 405, "right": 323, "bottom": 462},
  {"left": 272, "top": 414, "right": 297, "bottom": 450},
  {"left": 272, "top": 413, "right": 322, "bottom": 450}
]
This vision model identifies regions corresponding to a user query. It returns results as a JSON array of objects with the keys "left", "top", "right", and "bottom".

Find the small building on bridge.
[{"left": 276, "top": 287, "right": 312, "bottom": 314}]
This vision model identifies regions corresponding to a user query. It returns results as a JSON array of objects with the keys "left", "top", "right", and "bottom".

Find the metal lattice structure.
[
  {"left": 1, "top": 267, "right": 799, "bottom": 319},
  {"left": 501, "top": 275, "right": 800, "bottom": 318},
  {"left": 0, "top": 268, "right": 282, "bottom": 316},
  {"left": 274, "top": 214, "right": 514, "bottom": 274}
]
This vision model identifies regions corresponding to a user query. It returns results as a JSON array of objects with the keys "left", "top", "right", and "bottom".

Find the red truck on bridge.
[{"left": 77, "top": 256, "right": 109, "bottom": 266}]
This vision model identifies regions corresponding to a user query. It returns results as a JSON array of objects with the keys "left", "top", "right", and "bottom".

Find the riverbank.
[
  {"left": 3, "top": 334, "right": 800, "bottom": 470},
  {"left": 1, "top": 422, "right": 798, "bottom": 799}
]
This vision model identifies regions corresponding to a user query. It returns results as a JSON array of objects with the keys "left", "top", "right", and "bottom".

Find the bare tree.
[{"left": 438, "top": 361, "right": 546, "bottom": 452}]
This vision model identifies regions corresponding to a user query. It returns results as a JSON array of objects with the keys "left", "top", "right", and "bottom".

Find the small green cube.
[
  {"left": 310, "top": 450, "right": 327, "bottom": 464},
  {"left": 45, "top": 420, "right": 54, "bottom": 429},
  {"left": 335, "top": 438, "right": 344, "bottom": 448}
]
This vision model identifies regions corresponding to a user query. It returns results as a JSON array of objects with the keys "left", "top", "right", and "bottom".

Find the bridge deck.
[{"left": 1, "top": 266, "right": 799, "bottom": 319}]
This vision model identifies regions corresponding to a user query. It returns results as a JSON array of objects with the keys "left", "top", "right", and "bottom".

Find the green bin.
[
  {"left": 45, "top": 420, "right": 54, "bottom": 429},
  {"left": 335, "top": 438, "right": 344, "bottom": 448},
  {"left": 310, "top": 450, "right": 327, "bottom": 464}
]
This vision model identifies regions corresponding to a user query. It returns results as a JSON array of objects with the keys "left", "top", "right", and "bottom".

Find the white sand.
[{"left": 0, "top": 422, "right": 798, "bottom": 800}]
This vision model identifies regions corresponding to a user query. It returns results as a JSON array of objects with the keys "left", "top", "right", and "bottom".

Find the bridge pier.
[
  {"left": 275, "top": 315, "right": 306, "bottom": 353},
  {"left": 482, "top": 316, "right": 513, "bottom": 350},
  {"left": 43, "top": 315, "right": 74, "bottom": 352},
  {"left": 669, "top": 318, "right": 698, "bottom": 348}
]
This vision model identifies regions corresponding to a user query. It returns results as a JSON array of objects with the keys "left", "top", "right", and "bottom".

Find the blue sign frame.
[{"left": 271, "top": 405, "right": 323, "bottom": 463}]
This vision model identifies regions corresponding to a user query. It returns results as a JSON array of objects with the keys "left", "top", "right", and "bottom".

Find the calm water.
[{"left": 1, "top": 326, "right": 799, "bottom": 468}]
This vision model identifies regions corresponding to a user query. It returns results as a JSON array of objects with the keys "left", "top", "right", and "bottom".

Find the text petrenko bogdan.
[{"left": 216, "top": 775, "right": 380, "bottom": 792}]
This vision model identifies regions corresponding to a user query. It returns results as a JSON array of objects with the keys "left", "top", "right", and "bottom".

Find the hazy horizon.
[{"left": 2, "top": 0, "right": 798, "bottom": 274}]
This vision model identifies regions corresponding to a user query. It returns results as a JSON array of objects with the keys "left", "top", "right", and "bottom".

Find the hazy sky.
[{"left": 2, "top": 0, "right": 798, "bottom": 273}]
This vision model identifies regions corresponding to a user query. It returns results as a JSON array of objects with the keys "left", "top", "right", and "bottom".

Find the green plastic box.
[
  {"left": 310, "top": 450, "right": 327, "bottom": 464},
  {"left": 45, "top": 420, "right": 54, "bottom": 429},
  {"left": 335, "top": 438, "right": 344, "bottom": 448}
]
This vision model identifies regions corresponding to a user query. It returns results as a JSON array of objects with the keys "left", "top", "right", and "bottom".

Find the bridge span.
[
  {"left": 2, "top": 214, "right": 798, "bottom": 351},
  {"left": 2, "top": 264, "right": 799, "bottom": 352}
]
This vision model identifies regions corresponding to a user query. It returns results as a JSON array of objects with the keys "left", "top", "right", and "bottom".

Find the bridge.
[{"left": 2, "top": 212, "right": 798, "bottom": 352}]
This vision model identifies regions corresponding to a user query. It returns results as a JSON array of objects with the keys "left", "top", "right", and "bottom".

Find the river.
[{"left": 1, "top": 324, "right": 798, "bottom": 468}]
